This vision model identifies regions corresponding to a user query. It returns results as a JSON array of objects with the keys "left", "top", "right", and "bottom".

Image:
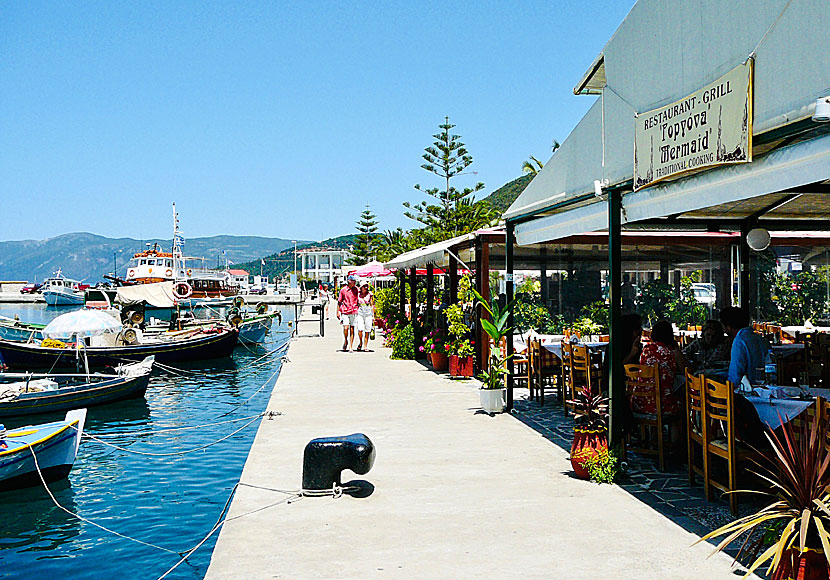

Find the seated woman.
[
  {"left": 630, "top": 320, "right": 690, "bottom": 417},
  {"left": 682, "top": 319, "right": 731, "bottom": 370}
]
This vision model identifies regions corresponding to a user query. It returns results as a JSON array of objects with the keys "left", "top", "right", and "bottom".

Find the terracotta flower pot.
[
  {"left": 772, "top": 548, "right": 830, "bottom": 580},
  {"left": 431, "top": 352, "right": 449, "bottom": 371},
  {"left": 570, "top": 427, "right": 608, "bottom": 479},
  {"left": 449, "top": 355, "right": 474, "bottom": 377}
]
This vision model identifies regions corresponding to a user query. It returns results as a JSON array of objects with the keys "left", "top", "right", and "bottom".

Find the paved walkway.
[{"left": 206, "top": 319, "right": 748, "bottom": 579}]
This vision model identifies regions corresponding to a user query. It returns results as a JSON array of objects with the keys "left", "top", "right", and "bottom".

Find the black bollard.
[{"left": 302, "top": 433, "right": 375, "bottom": 494}]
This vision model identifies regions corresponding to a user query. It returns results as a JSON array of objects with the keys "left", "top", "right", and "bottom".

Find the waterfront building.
[{"left": 299, "top": 248, "right": 352, "bottom": 283}]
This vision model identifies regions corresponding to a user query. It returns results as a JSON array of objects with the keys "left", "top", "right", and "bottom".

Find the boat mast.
[{"left": 172, "top": 203, "right": 186, "bottom": 281}]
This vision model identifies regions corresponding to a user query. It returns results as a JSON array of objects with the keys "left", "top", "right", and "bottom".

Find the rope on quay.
[
  {"left": 28, "top": 446, "right": 179, "bottom": 556},
  {"left": 215, "top": 366, "right": 284, "bottom": 419},
  {"left": 80, "top": 412, "right": 267, "bottom": 457}
]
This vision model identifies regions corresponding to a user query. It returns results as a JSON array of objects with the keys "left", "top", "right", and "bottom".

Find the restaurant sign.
[{"left": 634, "top": 61, "right": 752, "bottom": 191}]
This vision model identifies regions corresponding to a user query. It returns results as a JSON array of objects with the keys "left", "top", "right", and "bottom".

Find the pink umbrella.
[{"left": 348, "top": 261, "right": 394, "bottom": 278}]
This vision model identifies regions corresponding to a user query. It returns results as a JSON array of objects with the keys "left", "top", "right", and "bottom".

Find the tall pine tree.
[
  {"left": 352, "top": 204, "right": 379, "bottom": 265},
  {"left": 403, "top": 116, "right": 496, "bottom": 241}
]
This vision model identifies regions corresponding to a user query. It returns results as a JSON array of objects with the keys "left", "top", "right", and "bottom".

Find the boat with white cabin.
[{"left": 42, "top": 269, "right": 87, "bottom": 306}]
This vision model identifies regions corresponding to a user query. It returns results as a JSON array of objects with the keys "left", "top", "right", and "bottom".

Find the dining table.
[{"left": 740, "top": 386, "right": 830, "bottom": 430}]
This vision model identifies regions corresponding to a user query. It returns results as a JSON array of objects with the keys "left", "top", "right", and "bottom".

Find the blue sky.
[{"left": 0, "top": 1, "right": 633, "bottom": 243}]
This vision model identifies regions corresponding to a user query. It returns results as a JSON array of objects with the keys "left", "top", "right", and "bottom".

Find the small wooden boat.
[
  {"left": 0, "top": 327, "right": 238, "bottom": 370},
  {"left": 0, "top": 357, "right": 154, "bottom": 417},
  {"left": 142, "top": 309, "right": 279, "bottom": 345},
  {"left": 0, "top": 315, "right": 45, "bottom": 342},
  {"left": 0, "top": 408, "right": 86, "bottom": 492}
]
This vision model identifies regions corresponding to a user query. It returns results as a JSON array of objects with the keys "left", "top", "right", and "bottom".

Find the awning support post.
[
  {"left": 506, "top": 221, "right": 515, "bottom": 411},
  {"left": 449, "top": 253, "right": 458, "bottom": 307},
  {"left": 425, "top": 263, "right": 434, "bottom": 328},
  {"left": 399, "top": 269, "right": 406, "bottom": 320},
  {"left": 608, "top": 187, "right": 623, "bottom": 448}
]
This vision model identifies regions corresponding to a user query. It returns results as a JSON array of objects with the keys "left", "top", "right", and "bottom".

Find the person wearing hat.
[{"left": 337, "top": 275, "right": 359, "bottom": 351}]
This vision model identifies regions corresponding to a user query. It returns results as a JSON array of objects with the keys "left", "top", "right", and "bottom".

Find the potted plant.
[
  {"left": 696, "top": 417, "right": 830, "bottom": 580},
  {"left": 472, "top": 289, "right": 517, "bottom": 413},
  {"left": 446, "top": 304, "right": 475, "bottom": 377},
  {"left": 568, "top": 386, "right": 609, "bottom": 479},
  {"left": 424, "top": 328, "right": 449, "bottom": 371}
]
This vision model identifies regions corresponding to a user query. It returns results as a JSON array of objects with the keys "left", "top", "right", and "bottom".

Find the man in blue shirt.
[{"left": 720, "top": 306, "right": 770, "bottom": 386}]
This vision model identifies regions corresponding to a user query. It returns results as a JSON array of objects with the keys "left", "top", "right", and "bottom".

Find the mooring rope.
[{"left": 85, "top": 411, "right": 280, "bottom": 438}]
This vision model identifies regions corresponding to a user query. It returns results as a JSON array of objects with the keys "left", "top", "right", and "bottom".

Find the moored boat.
[
  {"left": 0, "top": 408, "right": 86, "bottom": 492},
  {"left": 42, "top": 269, "right": 87, "bottom": 306},
  {"left": 0, "top": 327, "right": 238, "bottom": 370},
  {"left": 0, "top": 315, "right": 45, "bottom": 342},
  {"left": 0, "top": 357, "right": 153, "bottom": 417}
]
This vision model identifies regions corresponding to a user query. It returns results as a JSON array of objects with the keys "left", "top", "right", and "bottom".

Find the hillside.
[
  {"left": 234, "top": 234, "right": 360, "bottom": 279},
  {"left": 0, "top": 233, "right": 305, "bottom": 283},
  {"left": 481, "top": 174, "right": 534, "bottom": 213}
]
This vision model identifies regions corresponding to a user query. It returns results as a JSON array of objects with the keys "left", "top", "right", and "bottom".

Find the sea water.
[{"left": 0, "top": 303, "right": 292, "bottom": 579}]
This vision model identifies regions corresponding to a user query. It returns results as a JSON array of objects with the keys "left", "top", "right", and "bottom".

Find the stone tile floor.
[{"left": 509, "top": 388, "right": 768, "bottom": 546}]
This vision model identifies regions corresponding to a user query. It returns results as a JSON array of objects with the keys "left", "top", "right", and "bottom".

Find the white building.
[{"left": 299, "top": 248, "right": 352, "bottom": 283}]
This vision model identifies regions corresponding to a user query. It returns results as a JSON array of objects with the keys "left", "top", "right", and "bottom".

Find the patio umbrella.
[
  {"left": 348, "top": 261, "right": 394, "bottom": 278},
  {"left": 43, "top": 310, "right": 123, "bottom": 340}
]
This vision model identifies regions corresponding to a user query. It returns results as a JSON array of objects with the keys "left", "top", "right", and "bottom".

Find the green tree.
[
  {"left": 352, "top": 204, "right": 379, "bottom": 265},
  {"left": 403, "top": 116, "right": 495, "bottom": 239},
  {"left": 521, "top": 140, "right": 559, "bottom": 175}
]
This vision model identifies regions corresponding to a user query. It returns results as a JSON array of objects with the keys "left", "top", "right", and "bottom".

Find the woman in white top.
[{"left": 355, "top": 283, "right": 375, "bottom": 351}]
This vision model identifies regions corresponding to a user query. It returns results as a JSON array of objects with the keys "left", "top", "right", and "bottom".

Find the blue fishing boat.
[
  {"left": 0, "top": 408, "right": 86, "bottom": 492},
  {"left": 0, "top": 357, "right": 153, "bottom": 418}
]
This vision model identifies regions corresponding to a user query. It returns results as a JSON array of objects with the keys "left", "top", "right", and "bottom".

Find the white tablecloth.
[
  {"left": 771, "top": 343, "right": 805, "bottom": 359},
  {"left": 543, "top": 341, "right": 608, "bottom": 360},
  {"left": 782, "top": 325, "right": 830, "bottom": 336},
  {"left": 742, "top": 385, "right": 824, "bottom": 429}
]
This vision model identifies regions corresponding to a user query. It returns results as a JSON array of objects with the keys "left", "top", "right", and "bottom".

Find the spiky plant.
[
  {"left": 568, "top": 386, "right": 609, "bottom": 430},
  {"left": 697, "top": 415, "right": 830, "bottom": 577}
]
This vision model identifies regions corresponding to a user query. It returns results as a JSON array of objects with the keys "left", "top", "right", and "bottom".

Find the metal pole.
[
  {"left": 607, "top": 187, "right": 623, "bottom": 448},
  {"left": 739, "top": 222, "right": 750, "bottom": 310},
  {"left": 426, "top": 263, "right": 434, "bottom": 328},
  {"left": 506, "top": 222, "right": 515, "bottom": 411},
  {"left": 293, "top": 241, "right": 297, "bottom": 280}
]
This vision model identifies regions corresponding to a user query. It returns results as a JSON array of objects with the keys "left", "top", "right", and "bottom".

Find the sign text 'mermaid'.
[{"left": 634, "top": 61, "right": 752, "bottom": 190}]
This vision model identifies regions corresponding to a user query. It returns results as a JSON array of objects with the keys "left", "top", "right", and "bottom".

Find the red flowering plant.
[{"left": 423, "top": 328, "right": 449, "bottom": 355}]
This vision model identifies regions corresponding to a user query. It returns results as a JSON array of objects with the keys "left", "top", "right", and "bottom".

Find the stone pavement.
[{"left": 206, "top": 318, "right": 753, "bottom": 579}]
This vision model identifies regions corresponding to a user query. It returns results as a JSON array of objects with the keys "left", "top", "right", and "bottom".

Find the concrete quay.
[{"left": 206, "top": 318, "right": 748, "bottom": 580}]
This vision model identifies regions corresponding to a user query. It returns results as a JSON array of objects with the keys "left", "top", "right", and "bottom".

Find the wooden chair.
[
  {"left": 507, "top": 337, "right": 529, "bottom": 390},
  {"left": 791, "top": 396, "right": 822, "bottom": 446},
  {"left": 572, "top": 343, "right": 601, "bottom": 395},
  {"left": 527, "top": 339, "right": 560, "bottom": 405},
  {"left": 561, "top": 341, "right": 576, "bottom": 412},
  {"left": 625, "top": 363, "right": 667, "bottom": 471},
  {"left": 685, "top": 369, "right": 708, "bottom": 490},
  {"left": 702, "top": 376, "right": 754, "bottom": 516}
]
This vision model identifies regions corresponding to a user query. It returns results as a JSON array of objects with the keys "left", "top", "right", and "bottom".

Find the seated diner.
[
  {"left": 720, "top": 306, "right": 770, "bottom": 386},
  {"left": 631, "top": 320, "right": 690, "bottom": 418},
  {"left": 682, "top": 319, "right": 731, "bottom": 371}
]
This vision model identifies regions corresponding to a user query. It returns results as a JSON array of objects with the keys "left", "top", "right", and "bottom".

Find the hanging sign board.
[{"left": 634, "top": 61, "right": 752, "bottom": 191}]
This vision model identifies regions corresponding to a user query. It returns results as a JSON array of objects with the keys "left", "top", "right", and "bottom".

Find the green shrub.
[
  {"left": 373, "top": 286, "right": 399, "bottom": 319},
  {"left": 391, "top": 323, "right": 415, "bottom": 360},
  {"left": 584, "top": 447, "right": 621, "bottom": 484}
]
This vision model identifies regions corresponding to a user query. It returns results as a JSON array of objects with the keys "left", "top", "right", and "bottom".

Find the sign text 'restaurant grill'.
[{"left": 634, "top": 61, "right": 752, "bottom": 191}]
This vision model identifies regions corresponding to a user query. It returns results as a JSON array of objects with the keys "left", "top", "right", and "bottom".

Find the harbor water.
[{"left": 0, "top": 303, "right": 291, "bottom": 579}]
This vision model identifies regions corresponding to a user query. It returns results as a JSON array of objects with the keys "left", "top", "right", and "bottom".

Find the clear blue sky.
[{"left": 0, "top": 1, "right": 633, "bottom": 243}]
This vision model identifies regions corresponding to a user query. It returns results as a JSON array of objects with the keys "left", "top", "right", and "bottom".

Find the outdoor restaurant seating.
[
  {"left": 684, "top": 369, "right": 706, "bottom": 489},
  {"left": 561, "top": 340, "right": 576, "bottom": 413},
  {"left": 527, "top": 338, "right": 560, "bottom": 405},
  {"left": 624, "top": 362, "right": 669, "bottom": 471},
  {"left": 571, "top": 343, "right": 602, "bottom": 394}
]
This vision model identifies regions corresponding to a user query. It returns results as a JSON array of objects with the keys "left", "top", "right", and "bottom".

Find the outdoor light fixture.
[
  {"left": 813, "top": 96, "right": 830, "bottom": 122},
  {"left": 746, "top": 227, "right": 771, "bottom": 251},
  {"left": 594, "top": 179, "right": 609, "bottom": 197}
]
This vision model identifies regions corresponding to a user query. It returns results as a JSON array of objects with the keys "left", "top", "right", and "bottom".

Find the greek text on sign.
[{"left": 634, "top": 61, "right": 752, "bottom": 191}]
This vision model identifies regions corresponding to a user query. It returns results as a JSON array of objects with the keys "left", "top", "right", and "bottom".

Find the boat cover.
[{"left": 116, "top": 281, "right": 176, "bottom": 308}]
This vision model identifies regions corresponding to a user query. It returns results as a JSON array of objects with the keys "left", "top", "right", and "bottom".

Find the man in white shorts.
[{"left": 337, "top": 275, "right": 359, "bottom": 352}]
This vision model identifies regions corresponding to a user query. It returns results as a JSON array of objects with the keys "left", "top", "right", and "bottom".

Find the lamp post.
[
  {"left": 293, "top": 240, "right": 297, "bottom": 278},
  {"left": 112, "top": 249, "right": 122, "bottom": 279}
]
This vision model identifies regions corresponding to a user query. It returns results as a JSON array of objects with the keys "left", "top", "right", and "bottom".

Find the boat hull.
[
  {"left": 43, "top": 290, "right": 85, "bottom": 306},
  {"left": 0, "top": 330, "right": 238, "bottom": 370},
  {"left": 0, "top": 373, "right": 151, "bottom": 418},
  {"left": 238, "top": 315, "right": 274, "bottom": 344},
  {"left": 0, "top": 320, "right": 44, "bottom": 342},
  {"left": 0, "top": 410, "right": 85, "bottom": 492}
]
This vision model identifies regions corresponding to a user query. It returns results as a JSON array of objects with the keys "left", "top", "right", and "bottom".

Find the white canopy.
[
  {"left": 43, "top": 310, "right": 123, "bottom": 340},
  {"left": 116, "top": 281, "right": 176, "bottom": 308}
]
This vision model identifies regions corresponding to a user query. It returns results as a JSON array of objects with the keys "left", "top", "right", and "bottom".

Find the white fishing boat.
[
  {"left": 0, "top": 408, "right": 86, "bottom": 491},
  {"left": 42, "top": 269, "right": 87, "bottom": 306}
]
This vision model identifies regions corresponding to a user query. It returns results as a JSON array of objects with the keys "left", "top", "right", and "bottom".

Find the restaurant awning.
[
  {"left": 384, "top": 228, "right": 502, "bottom": 269},
  {"left": 515, "top": 133, "right": 830, "bottom": 246}
]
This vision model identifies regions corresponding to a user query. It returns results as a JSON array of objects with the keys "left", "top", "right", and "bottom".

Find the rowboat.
[
  {"left": 0, "top": 327, "right": 238, "bottom": 370},
  {"left": 0, "top": 408, "right": 86, "bottom": 492},
  {"left": 0, "top": 315, "right": 45, "bottom": 342},
  {"left": 0, "top": 357, "right": 154, "bottom": 417}
]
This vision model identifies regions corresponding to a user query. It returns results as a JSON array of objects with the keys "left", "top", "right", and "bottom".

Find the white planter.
[{"left": 480, "top": 388, "right": 506, "bottom": 413}]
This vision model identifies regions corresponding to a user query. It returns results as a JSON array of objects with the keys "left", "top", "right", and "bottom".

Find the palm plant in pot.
[
  {"left": 568, "top": 386, "right": 609, "bottom": 479},
  {"left": 697, "top": 416, "right": 830, "bottom": 579},
  {"left": 473, "top": 289, "right": 516, "bottom": 413}
]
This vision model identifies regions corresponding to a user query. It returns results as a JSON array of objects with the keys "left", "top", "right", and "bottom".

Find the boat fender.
[
  {"left": 129, "top": 310, "right": 145, "bottom": 325},
  {"left": 233, "top": 296, "right": 245, "bottom": 308},
  {"left": 228, "top": 314, "right": 243, "bottom": 327},
  {"left": 186, "top": 269, "right": 192, "bottom": 276},
  {"left": 122, "top": 328, "right": 139, "bottom": 345},
  {"left": 0, "top": 425, "right": 6, "bottom": 449},
  {"left": 173, "top": 281, "right": 193, "bottom": 299},
  {"left": 256, "top": 302, "right": 268, "bottom": 315},
  {"left": 301, "top": 433, "right": 375, "bottom": 495},
  {"left": 165, "top": 269, "right": 172, "bottom": 277}
]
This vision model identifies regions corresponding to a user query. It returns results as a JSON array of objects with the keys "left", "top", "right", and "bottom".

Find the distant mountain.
[
  {"left": 0, "top": 233, "right": 305, "bottom": 283},
  {"left": 481, "top": 174, "right": 534, "bottom": 213},
  {"left": 234, "top": 234, "right": 359, "bottom": 279}
]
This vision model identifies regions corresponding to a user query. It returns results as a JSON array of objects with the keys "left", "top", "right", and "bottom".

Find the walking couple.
[{"left": 336, "top": 275, "right": 375, "bottom": 352}]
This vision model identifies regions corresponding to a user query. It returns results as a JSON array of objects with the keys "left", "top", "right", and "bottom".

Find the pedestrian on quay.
[
  {"left": 355, "top": 282, "right": 375, "bottom": 351},
  {"left": 337, "top": 275, "right": 359, "bottom": 352}
]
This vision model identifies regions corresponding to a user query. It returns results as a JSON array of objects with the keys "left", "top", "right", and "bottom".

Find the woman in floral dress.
[{"left": 630, "top": 320, "right": 690, "bottom": 417}]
